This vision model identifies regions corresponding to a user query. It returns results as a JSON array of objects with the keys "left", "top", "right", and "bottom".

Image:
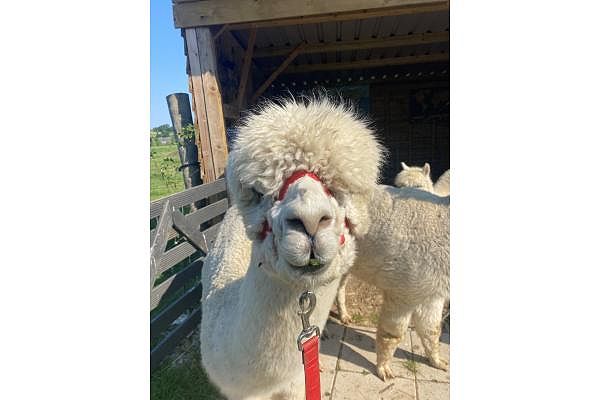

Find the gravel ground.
[
  {"left": 332, "top": 274, "right": 450, "bottom": 333},
  {"left": 331, "top": 274, "right": 384, "bottom": 327}
]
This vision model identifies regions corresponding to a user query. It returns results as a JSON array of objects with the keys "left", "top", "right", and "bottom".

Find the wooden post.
[
  {"left": 185, "top": 27, "right": 228, "bottom": 183},
  {"left": 166, "top": 93, "right": 202, "bottom": 191}
]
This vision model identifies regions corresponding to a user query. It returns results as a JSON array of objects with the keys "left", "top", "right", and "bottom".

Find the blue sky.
[{"left": 151, "top": 0, "right": 188, "bottom": 128}]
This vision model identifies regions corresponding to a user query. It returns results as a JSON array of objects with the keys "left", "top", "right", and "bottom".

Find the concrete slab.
[
  {"left": 319, "top": 318, "right": 449, "bottom": 400},
  {"left": 409, "top": 329, "right": 450, "bottom": 383},
  {"left": 332, "top": 371, "right": 416, "bottom": 400},
  {"left": 337, "top": 325, "right": 378, "bottom": 374},
  {"left": 416, "top": 380, "right": 450, "bottom": 400},
  {"left": 337, "top": 323, "right": 414, "bottom": 380},
  {"left": 320, "top": 320, "right": 345, "bottom": 397}
]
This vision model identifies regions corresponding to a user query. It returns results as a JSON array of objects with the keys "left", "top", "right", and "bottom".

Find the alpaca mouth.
[{"left": 293, "top": 258, "right": 328, "bottom": 275}]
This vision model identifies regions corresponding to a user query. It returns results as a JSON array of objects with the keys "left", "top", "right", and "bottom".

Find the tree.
[{"left": 151, "top": 124, "right": 174, "bottom": 138}]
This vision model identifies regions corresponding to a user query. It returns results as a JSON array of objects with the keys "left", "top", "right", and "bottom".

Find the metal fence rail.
[{"left": 150, "top": 178, "right": 228, "bottom": 371}]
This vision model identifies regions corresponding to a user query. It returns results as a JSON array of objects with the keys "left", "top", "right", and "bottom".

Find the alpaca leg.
[
  {"left": 336, "top": 273, "right": 352, "bottom": 324},
  {"left": 413, "top": 297, "right": 448, "bottom": 371},
  {"left": 375, "top": 292, "right": 413, "bottom": 381},
  {"left": 269, "top": 391, "right": 304, "bottom": 400},
  {"left": 269, "top": 378, "right": 305, "bottom": 400}
]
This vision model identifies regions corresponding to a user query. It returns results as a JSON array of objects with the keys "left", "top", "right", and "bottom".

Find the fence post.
[{"left": 166, "top": 93, "right": 202, "bottom": 192}]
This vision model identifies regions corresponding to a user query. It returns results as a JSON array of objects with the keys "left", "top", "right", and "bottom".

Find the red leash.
[
  {"left": 301, "top": 336, "right": 321, "bottom": 400},
  {"left": 297, "top": 291, "right": 321, "bottom": 400}
]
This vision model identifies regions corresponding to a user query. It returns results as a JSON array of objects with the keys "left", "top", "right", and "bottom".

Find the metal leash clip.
[{"left": 297, "top": 291, "right": 320, "bottom": 351}]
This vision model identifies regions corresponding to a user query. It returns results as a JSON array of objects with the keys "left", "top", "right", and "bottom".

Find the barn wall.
[{"left": 370, "top": 82, "right": 449, "bottom": 184}]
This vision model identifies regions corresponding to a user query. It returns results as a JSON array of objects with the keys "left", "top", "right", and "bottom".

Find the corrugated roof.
[
  {"left": 233, "top": 10, "right": 449, "bottom": 76},
  {"left": 247, "top": 10, "right": 448, "bottom": 47}
]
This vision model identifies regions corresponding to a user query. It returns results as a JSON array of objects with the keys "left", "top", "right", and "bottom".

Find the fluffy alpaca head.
[
  {"left": 226, "top": 97, "right": 384, "bottom": 287},
  {"left": 394, "top": 162, "right": 434, "bottom": 192}
]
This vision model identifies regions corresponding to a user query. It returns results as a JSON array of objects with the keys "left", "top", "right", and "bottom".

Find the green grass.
[
  {"left": 151, "top": 144, "right": 185, "bottom": 201},
  {"left": 403, "top": 359, "right": 419, "bottom": 374},
  {"left": 350, "top": 311, "right": 379, "bottom": 326},
  {"left": 151, "top": 346, "right": 224, "bottom": 400},
  {"left": 351, "top": 312, "right": 366, "bottom": 324}
]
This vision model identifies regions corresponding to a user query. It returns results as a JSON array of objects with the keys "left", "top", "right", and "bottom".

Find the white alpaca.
[
  {"left": 393, "top": 162, "right": 434, "bottom": 192},
  {"left": 335, "top": 185, "right": 450, "bottom": 380},
  {"left": 393, "top": 162, "right": 450, "bottom": 196},
  {"left": 433, "top": 169, "right": 450, "bottom": 196},
  {"left": 200, "top": 98, "right": 384, "bottom": 400}
]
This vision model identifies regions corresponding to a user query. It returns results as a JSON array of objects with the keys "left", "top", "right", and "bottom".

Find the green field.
[
  {"left": 150, "top": 144, "right": 186, "bottom": 201},
  {"left": 151, "top": 344, "right": 224, "bottom": 400}
]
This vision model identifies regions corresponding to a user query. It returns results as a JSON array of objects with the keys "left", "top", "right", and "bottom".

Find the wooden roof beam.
[
  {"left": 283, "top": 53, "right": 449, "bottom": 74},
  {"left": 250, "top": 43, "right": 305, "bottom": 103},
  {"left": 254, "top": 31, "right": 449, "bottom": 58},
  {"left": 212, "top": 24, "right": 229, "bottom": 40},
  {"left": 173, "top": 0, "right": 449, "bottom": 29}
]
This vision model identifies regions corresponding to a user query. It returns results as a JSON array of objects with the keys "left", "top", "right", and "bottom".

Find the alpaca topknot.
[{"left": 227, "top": 96, "right": 385, "bottom": 204}]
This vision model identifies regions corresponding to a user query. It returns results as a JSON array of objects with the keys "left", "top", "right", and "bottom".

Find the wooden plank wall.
[{"left": 150, "top": 179, "right": 228, "bottom": 372}]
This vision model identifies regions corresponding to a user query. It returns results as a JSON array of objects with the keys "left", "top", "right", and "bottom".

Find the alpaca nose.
[{"left": 288, "top": 210, "right": 332, "bottom": 237}]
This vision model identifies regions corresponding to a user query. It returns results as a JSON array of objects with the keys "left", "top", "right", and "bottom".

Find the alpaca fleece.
[
  {"left": 433, "top": 169, "right": 450, "bottom": 196},
  {"left": 200, "top": 98, "right": 383, "bottom": 399},
  {"left": 335, "top": 183, "right": 450, "bottom": 380}
]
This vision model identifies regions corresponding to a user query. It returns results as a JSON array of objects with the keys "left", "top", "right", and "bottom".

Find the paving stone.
[
  {"left": 332, "top": 371, "right": 416, "bottom": 400},
  {"left": 321, "top": 321, "right": 450, "bottom": 400},
  {"left": 337, "top": 325, "right": 413, "bottom": 379},
  {"left": 408, "top": 329, "right": 450, "bottom": 383},
  {"left": 416, "top": 380, "right": 449, "bottom": 400},
  {"left": 320, "top": 319, "right": 345, "bottom": 396},
  {"left": 337, "top": 325, "right": 377, "bottom": 374}
]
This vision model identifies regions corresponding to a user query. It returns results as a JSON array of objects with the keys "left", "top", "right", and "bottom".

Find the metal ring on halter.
[{"left": 297, "top": 291, "right": 321, "bottom": 351}]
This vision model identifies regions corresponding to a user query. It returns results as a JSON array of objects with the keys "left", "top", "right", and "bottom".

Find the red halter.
[
  {"left": 278, "top": 170, "right": 332, "bottom": 201},
  {"left": 259, "top": 170, "right": 347, "bottom": 245}
]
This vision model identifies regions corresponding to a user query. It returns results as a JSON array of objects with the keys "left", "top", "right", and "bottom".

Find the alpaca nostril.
[
  {"left": 318, "top": 216, "right": 332, "bottom": 229},
  {"left": 286, "top": 218, "right": 305, "bottom": 232},
  {"left": 286, "top": 217, "right": 312, "bottom": 237},
  {"left": 287, "top": 213, "right": 332, "bottom": 237}
]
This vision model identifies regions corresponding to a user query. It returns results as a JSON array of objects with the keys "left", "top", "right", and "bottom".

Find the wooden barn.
[
  {"left": 173, "top": 0, "right": 449, "bottom": 184},
  {"left": 150, "top": 0, "right": 450, "bottom": 370}
]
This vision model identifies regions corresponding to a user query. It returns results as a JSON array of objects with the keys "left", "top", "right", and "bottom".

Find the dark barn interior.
[{"left": 175, "top": 0, "right": 449, "bottom": 184}]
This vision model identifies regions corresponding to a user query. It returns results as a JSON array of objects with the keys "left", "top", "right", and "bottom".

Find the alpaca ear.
[
  {"left": 401, "top": 162, "right": 408, "bottom": 170},
  {"left": 225, "top": 166, "right": 242, "bottom": 204},
  {"left": 337, "top": 193, "right": 370, "bottom": 239},
  {"left": 226, "top": 158, "right": 255, "bottom": 207},
  {"left": 423, "top": 163, "right": 431, "bottom": 176}
]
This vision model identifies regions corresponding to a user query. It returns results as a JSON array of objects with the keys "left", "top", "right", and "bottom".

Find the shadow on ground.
[{"left": 321, "top": 316, "right": 448, "bottom": 376}]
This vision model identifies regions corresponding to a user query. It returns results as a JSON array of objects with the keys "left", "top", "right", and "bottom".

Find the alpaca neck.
[{"left": 232, "top": 253, "right": 338, "bottom": 366}]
